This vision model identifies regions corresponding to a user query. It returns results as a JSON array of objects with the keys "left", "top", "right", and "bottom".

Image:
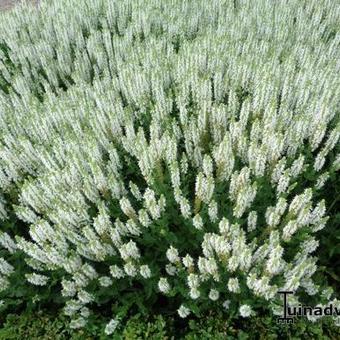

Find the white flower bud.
[
  {"left": 105, "top": 317, "right": 120, "bottom": 335},
  {"left": 247, "top": 211, "right": 257, "bottom": 232},
  {"left": 239, "top": 304, "right": 252, "bottom": 317},
  {"left": 110, "top": 265, "right": 125, "bottom": 279},
  {"left": 209, "top": 288, "right": 220, "bottom": 301},
  {"left": 182, "top": 254, "right": 194, "bottom": 268},
  {"left": 99, "top": 276, "right": 113, "bottom": 287},
  {"left": 189, "top": 287, "right": 200, "bottom": 299},
  {"left": 26, "top": 273, "right": 49, "bottom": 286},
  {"left": 178, "top": 305, "right": 191, "bottom": 318},
  {"left": 124, "top": 262, "right": 137, "bottom": 277},
  {"left": 193, "top": 214, "right": 203, "bottom": 230},
  {"left": 228, "top": 278, "right": 240, "bottom": 293},
  {"left": 166, "top": 246, "right": 180, "bottom": 263},
  {"left": 140, "top": 265, "right": 151, "bottom": 278},
  {"left": 165, "top": 264, "right": 177, "bottom": 276},
  {"left": 158, "top": 277, "right": 171, "bottom": 293}
]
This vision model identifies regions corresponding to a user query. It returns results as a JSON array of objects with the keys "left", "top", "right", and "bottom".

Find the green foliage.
[
  {"left": 0, "top": 312, "right": 82, "bottom": 340},
  {"left": 317, "top": 170, "right": 340, "bottom": 289},
  {"left": 1, "top": 310, "right": 340, "bottom": 340}
]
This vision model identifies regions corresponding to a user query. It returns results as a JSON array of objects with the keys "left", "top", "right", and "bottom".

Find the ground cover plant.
[
  {"left": 0, "top": 0, "right": 339, "bottom": 337},
  {"left": 2, "top": 310, "right": 340, "bottom": 339}
]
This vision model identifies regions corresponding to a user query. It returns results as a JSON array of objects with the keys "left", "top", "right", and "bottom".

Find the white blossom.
[
  {"left": 158, "top": 277, "right": 171, "bottom": 294},
  {"left": 178, "top": 305, "right": 191, "bottom": 318},
  {"left": 239, "top": 304, "right": 252, "bottom": 318},
  {"left": 140, "top": 265, "right": 152, "bottom": 279},
  {"left": 228, "top": 278, "right": 240, "bottom": 293},
  {"left": 105, "top": 317, "right": 120, "bottom": 335},
  {"left": 97, "top": 275, "right": 112, "bottom": 287},
  {"left": 209, "top": 289, "right": 220, "bottom": 301},
  {"left": 26, "top": 273, "right": 49, "bottom": 286},
  {"left": 166, "top": 246, "right": 180, "bottom": 263}
]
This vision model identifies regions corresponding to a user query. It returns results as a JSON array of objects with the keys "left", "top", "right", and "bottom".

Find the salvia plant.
[{"left": 0, "top": 0, "right": 339, "bottom": 334}]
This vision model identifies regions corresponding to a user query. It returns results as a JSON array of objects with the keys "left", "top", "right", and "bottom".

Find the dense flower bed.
[{"left": 0, "top": 0, "right": 339, "bottom": 333}]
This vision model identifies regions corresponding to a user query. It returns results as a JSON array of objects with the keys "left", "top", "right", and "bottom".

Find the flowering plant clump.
[{"left": 0, "top": 0, "right": 339, "bottom": 332}]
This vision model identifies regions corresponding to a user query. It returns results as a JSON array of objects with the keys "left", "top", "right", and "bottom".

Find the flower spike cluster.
[{"left": 0, "top": 0, "right": 339, "bottom": 331}]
